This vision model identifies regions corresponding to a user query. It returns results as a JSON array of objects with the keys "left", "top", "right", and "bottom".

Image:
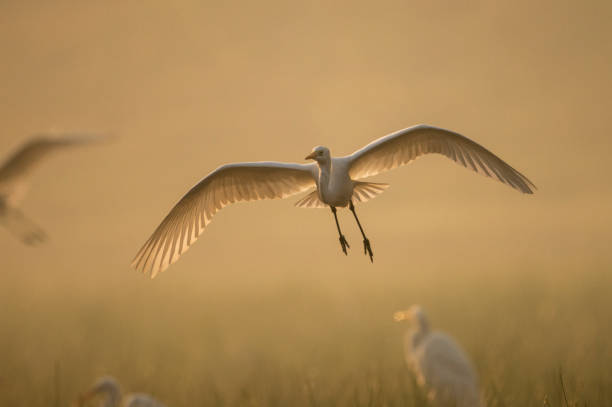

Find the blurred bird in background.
[
  {"left": 0, "top": 133, "right": 106, "bottom": 245},
  {"left": 73, "top": 376, "right": 166, "bottom": 407},
  {"left": 394, "top": 305, "right": 483, "bottom": 407}
]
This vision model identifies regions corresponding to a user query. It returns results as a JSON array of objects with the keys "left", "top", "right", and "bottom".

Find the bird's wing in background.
[
  {"left": 0, "top": 205, "right": 46, "bottom": 245},
  {"left": 347, "top": 124, "right": 535, "bottom": 194},
  {"left": 132, "top": 162, "right": 317, "bottom": 278},
  {"left": 419, "top": 334, "right": 480, "bottom": 405},
  {"left": 0, "top": 133, "right": 107, "bottom": 205},
  {"left": 421, "top": 334, "right": 477, "bottom": 384}
]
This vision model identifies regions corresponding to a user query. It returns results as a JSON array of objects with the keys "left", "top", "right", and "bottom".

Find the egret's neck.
[
  {"left": 316, "top": 160, "right": 332, "bottom": 189},
  {"left": 408, "top": 316, "right": 430, "bottom": 351},
  {"left": 416, "top": 315, "right": 430, "bottom": 335},
  {"left": 409, "top": 329, "right": 425, "bottom": 351}
]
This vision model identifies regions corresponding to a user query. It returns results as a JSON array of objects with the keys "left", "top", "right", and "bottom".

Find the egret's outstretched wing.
[
  {"left": 0, "top": 133, "right": 107, "bottom": 204},
  {"left": 132, "top": 162, "right": 317, "bottom": 277},
  {"left": 347, "top": 124, "right": 535, "bottom": 194}
]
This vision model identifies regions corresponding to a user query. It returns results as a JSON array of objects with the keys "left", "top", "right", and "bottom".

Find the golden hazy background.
[{"left": 1, "top": 1, "right": 611, "bottom": 405}]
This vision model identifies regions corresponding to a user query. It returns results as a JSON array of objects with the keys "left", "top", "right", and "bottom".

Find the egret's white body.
[
  {"left": 74, "top": 376, "right": 166, "bottom": 407},
  {"left": 133, "top": 124, "right": 535, "bottom": 277},
  {"left": 0, "top": 133, "right": 105, "bottom": 244},
  {"left": 394, "top": 306, "right": 482, "bottom": 407}
]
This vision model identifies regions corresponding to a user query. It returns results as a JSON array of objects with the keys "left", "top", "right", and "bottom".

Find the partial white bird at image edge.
[{"left": 0, "top": 133, "right": 109, "bottom": 245}]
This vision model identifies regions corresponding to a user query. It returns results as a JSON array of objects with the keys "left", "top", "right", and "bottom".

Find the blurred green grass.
[{"left": 1, "top": 264, "right": 610, "bottom": 407}]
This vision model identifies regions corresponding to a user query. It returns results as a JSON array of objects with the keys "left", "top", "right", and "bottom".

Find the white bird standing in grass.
[
  {"left": 133, "top": 124, "right": 535, "bottom": 277},
  {"left": 0, "top": 133, "right": 105, "bottom": 244},
  {"left": 394, "top": 305, "right": 482, "bottom": 407},
  {"left": 73, "top": 376, "right": 166, "bottom": 407}
]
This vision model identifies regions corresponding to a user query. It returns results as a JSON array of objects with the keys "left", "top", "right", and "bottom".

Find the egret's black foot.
[
  {"left": 339, "top": 235, "right": 350, "bottom": 255},
  {"left": 363, "top": 238, "right": 373, "bottom": 262}
]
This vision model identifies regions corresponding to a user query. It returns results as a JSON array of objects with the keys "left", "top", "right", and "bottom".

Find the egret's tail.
[
  {"left": 294, "top": 190, "right": 327, "bottom": 208},
  {"left": 295, "top": 182, "right": 389, "bottom": 208},
  {"left": 352, "top": 182, "right": 389, "bottom": 204}
]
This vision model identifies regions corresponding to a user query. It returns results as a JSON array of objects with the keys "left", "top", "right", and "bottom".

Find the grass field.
[{"left": 2, "top": 260, "right": 610, "bottom": 407}]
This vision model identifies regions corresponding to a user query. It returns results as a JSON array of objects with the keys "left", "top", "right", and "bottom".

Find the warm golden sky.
[{"left": 0, "top": 1, "right": 611, "bottom": 295}]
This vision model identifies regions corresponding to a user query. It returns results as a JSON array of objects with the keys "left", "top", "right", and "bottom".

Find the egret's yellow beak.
[
  {"left": 393, "top": 311, "right": 410, "bottom": 322},
  {"left": 305, "top": 151, "right": 317, "bottom": 160}
]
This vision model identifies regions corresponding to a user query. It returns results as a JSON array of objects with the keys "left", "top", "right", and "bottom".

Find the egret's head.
[
  {"left": 73, "top": 376, "right": 121, "bottom": 407},
  {"left": 305, "top": 146, "right": 331, "bottom": 164},
  {"left": 393, "top": 305, "right": 430, "bottom": 333}
]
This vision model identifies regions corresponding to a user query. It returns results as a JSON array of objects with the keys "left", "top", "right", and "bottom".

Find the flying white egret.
[
  {"left": 394, "top": 305, "right": 482, "bottom": 407},
  {"left": 133, "top": 124, "right": 535, "bottom": 277},
  {"left": 0, "top": 133, "right": 106, "bottom": 244},
  {"left": 73, "top": 376, "right": 166, "bottom": 407}
]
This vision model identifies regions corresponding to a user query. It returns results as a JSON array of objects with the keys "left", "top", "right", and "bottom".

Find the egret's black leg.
[
  {"left": 349, "top": 201, "right": 373, "bottom": 262},
  {"left": 330, "top": 206, "right": 350, "bottom": 255}
]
